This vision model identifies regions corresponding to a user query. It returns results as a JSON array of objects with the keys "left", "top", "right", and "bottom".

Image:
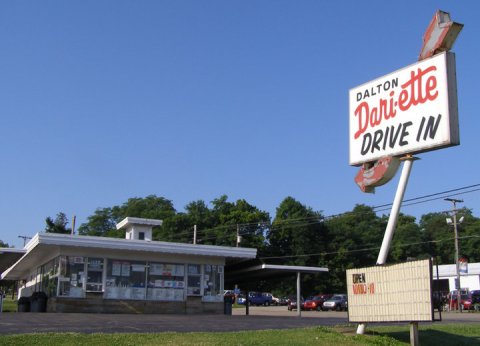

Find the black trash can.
[
  {"left": 17, "top": 296, "right": 31, "bottom": 312},
  {"left": 224, "top": 295, "right": 233, "bottom": 315},
  {"left": 30, "top": 292, "right": 48, "bottom": 312}
]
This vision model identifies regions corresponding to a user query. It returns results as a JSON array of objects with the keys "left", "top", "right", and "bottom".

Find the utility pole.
[
  {"left": 18, "top": 235, "right": 31, "bottom": 247},
  {"left": 236, "top": 224, "right": 241, "bottom": 247},
  {"left": 71, "top": 215, "right": 76, "bottom": 235},
  {"left": 193, "top": 225, "right": 197, "bottom": 245},
  {"left": 445, "top": 197, "right": 463, "bottom": 312}
]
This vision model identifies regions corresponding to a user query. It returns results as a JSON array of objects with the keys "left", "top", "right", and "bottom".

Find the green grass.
[
  {"left": 368, "top": 324, "right": 480, "bottom": 346},
  {"left": 1, "top": 324, "right": 479, "bottom": 346},
  {"left": 1, "top": 296, "right": 17, "bottom": 312},
  {"left": 0, "top": 327, "right": 400, "bottom": 346}
]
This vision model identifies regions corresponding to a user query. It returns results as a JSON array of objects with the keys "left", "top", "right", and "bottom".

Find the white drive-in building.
[{"left": 1, "top": 217, "right": 257, "bottom": 314}]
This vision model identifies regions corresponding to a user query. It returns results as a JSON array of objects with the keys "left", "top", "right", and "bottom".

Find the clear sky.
[{"left": 1, "top": 1, "right": 479, "bottom": 249}]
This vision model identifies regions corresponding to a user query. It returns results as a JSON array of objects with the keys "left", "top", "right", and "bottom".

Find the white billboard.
[
  {"left": 349, "top": 52, "right": 459, "bottom": 166},
  {"left": 346, "top": 259, "right": 433, "bottom": 322}
]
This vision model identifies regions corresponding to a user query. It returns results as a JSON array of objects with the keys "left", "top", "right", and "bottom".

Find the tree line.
[{"left": 8, "top": 194, "right": 480, "bottom": 297}]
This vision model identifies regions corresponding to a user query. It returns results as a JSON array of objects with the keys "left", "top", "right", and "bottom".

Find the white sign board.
[
  {"left": 346, "top": 259, "right": 433, "bottom": 322},
  {"left": 349, "top": 52, "right": 459, "bottom": 166}
]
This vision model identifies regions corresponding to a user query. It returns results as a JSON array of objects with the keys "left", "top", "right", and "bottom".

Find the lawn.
[
  {"left": 0, "top": 324, "right": 479, "bottom": 346},
  {"left": 1, "top": 296, "right": 17, "bottom": 312}
]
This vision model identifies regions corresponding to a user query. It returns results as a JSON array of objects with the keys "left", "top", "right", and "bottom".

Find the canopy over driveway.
[
  {"left": 225, "top": 259, "right": 328, "bottom": 317},
  {"left": 0, "top": 248, "right": 26, "bottom": 275}
]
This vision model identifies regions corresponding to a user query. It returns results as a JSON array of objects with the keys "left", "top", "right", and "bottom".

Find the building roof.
[{"left": 1, "top": 232, "right": 257, "bottom": 280}]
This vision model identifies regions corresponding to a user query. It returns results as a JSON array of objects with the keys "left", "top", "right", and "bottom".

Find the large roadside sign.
[
  {"left": 349, "top": 52, "right": 459, "bottom": 166},
  {"left": 346, "top": 259, "right": 433, "bottom": 323}
]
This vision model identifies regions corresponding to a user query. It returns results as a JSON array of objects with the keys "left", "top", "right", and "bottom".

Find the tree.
[
  {"left": 420, "top": 211, "right": 455, "bottom": 264},
  {"left": 77, "top": 208, "right": 118, "bottom": 237},
  {"left": 324, "top": 204, "right": 385, "bottom": 293},
  {"left": 45, "top": 212, "right": 71, "bottom": 234},
  {"left": 460, "top": 210, "right": 480, "bottom": 262},
  {"left": 78, "top": 195, "right": 176, "bottom": 239},
  {"left": 266, "top": 197, "right": 327, "bottom": 294},
  {"left": 389, "top": 214, "right": 427, "bottom": 262},
  {"left": 0, "top": 239, "right": 9, "bottom": 247}
]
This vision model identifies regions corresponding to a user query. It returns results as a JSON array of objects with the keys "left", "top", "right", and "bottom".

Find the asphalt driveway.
[{"left": 0, "top": 306, "right": 478, "bottom": 335}]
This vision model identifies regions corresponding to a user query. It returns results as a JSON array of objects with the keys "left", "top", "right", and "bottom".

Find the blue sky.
[{"left": 1, "top": 1, "right": 479, "bottom": 248}]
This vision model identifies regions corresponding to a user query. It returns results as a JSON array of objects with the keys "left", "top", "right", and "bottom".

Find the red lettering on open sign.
[
  {"left": 352, "top": 283, "right": 375, "bottom": 294},
  {"left": 354, "top": 65, "right": 438, "bottom": 139}
]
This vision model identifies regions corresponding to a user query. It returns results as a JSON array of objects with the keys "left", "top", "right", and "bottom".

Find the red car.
[
  {"left": 303, "top": 294, "right": 332, "bottom": 311},
  {"left": 449, "top": 290, "right": 473, "bottom": 310}
]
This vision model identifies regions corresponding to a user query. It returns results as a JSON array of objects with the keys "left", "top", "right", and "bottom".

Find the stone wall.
[{"left": 47, "top": 295, "right": 223, "bottom": 314}]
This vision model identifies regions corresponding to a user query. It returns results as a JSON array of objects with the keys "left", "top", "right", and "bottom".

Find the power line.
[
  {"left": 258, "top": 232, "right": 480, "bottom": 261},
  {"left": 168, "top": 184, "right": 480, "bottom": 244}
]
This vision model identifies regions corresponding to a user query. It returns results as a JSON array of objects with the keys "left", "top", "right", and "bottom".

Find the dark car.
[
  {"left": 322, "top": 294, "right": 348, "bottom": 311},
  {"left": 287, "top": 296, "right": 304, "bottom": 311},
  {"left": 303, "top": 294, "right": 332, "bottom": 311},
  {"left": 471, "top": 290, "right": 480, "bottom": 303}
]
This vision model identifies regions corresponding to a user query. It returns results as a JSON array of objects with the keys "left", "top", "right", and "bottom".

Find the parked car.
[
  {"left": 276, "top": 296, "right": 289, "bottom": 306},
  {"left": 448, "top": 290, "right": 473, "bottom": 310},
  {"left": 287, "top": 296, "right": 304, "bottom": 311},
  {"left": 271, "top": 294, "right": 281, "bottom": 305},
  {"left": 470, "top": 290, "right": 480, "bottom": 302},
  {"left": 236, "top": 294, "right": 247, "bottom": 305},
  {"left": 322, "top": 294, "right": 348, "bottom": 311},
  {"left": 248, "top": 292, "right": 273, "bottom": 306},
  {"left": 303, "top": 294, "right": 332, "bottom": 311}
]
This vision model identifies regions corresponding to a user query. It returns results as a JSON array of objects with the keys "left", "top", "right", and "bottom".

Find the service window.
[
  {"left": 147, "top": 263, "right": 185, "bottom": 301},
  {"left": 187, "top": 264, "right": 202, "bottom": 296},
  {"left": 203, "top": 265, "right": 224, "bottom": 302},
  {"left": 58, "top": 256, "right": 86, "bottom": 297},
  {"left": 86, "top": 257, "right": 104, "bottom": 292},
  {"left": 104, "top": 260, "right": 147, "bottom": 300}
]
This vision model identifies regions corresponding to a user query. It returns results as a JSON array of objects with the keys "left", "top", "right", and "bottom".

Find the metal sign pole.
[
  {"left": 356, "top": 156, "right": 416, "bottom": 335},
  {"left": 376, "top": 156, "right": 417, "bottom": 265}
]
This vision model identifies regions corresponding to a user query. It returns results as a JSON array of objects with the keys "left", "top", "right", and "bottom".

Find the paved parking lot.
[{"left": 0, "top": 306, "right": 478, "bottom": 335}]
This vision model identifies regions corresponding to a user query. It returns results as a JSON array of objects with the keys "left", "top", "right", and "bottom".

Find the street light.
[{"left": 445, "top": 198, "right": 463, "bottom": 312}]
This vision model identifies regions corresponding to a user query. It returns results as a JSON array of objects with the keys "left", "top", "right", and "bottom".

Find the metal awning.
[
  {"left": 224, "top": 259, "right": 329, "bottom": 318},
  {"left": 0, "top": 248, "right": 26, "bottom": 275},
  {"left": 225, "top": 262, "right": 328, "bottom": 287}
]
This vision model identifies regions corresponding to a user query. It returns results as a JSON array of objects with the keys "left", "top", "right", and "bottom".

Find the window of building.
[
  {"left": 58, "top": 256, "right": 86, "bottom": 298},
  {"left": 147, "top": 263, "right": 185, "bottom": 301},
  {"left": 104, "top": 260, "right": 147, "bottom": 299},
  {"left": 187, "top": 264, "right": 202, "bottom": 296},
  {"left": 39, "top": 257, "right": 60, "bottom": 297},
  {"left": 139, "top": 232, "right": 145, "bottom": 240},
  {"left": 86, "top": 257, "right": 104, "bottom": 292},
  {"left": 203, "top": 264, "right": 224, "bottom": 302}
]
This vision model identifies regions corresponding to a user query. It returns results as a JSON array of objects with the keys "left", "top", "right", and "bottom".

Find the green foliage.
[
  {"left": 45, "top": 212, "right": 71, "bottom": 234},
  {"left": 324, "top": 204, "right": 385, "bottom": 293},
  {"left": 389, "top": 214, "right": 427, "bottom": 263},
  {"left": 0, "top": 239, "right": 9, "bottom": 247},
  {"left": 73, "top": 194, "right": 480, "bottom": 298}
]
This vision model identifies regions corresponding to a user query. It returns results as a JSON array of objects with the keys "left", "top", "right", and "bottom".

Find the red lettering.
[
  {"left": 354, "top": 102, "right": 369, "bottom": 139},
  {"left": 352, "top": 283, "right": 367, "bottom": 294},
  {"left": 398, "top": 66, "right": 438, "bottom": 112},
  {"left": 353, "top": 64, "right": 439, "bottom": 139}
]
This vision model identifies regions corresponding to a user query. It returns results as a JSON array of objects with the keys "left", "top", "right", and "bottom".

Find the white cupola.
[{"left": 116, "top": 217, "right": 163, "bottom": 241}]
